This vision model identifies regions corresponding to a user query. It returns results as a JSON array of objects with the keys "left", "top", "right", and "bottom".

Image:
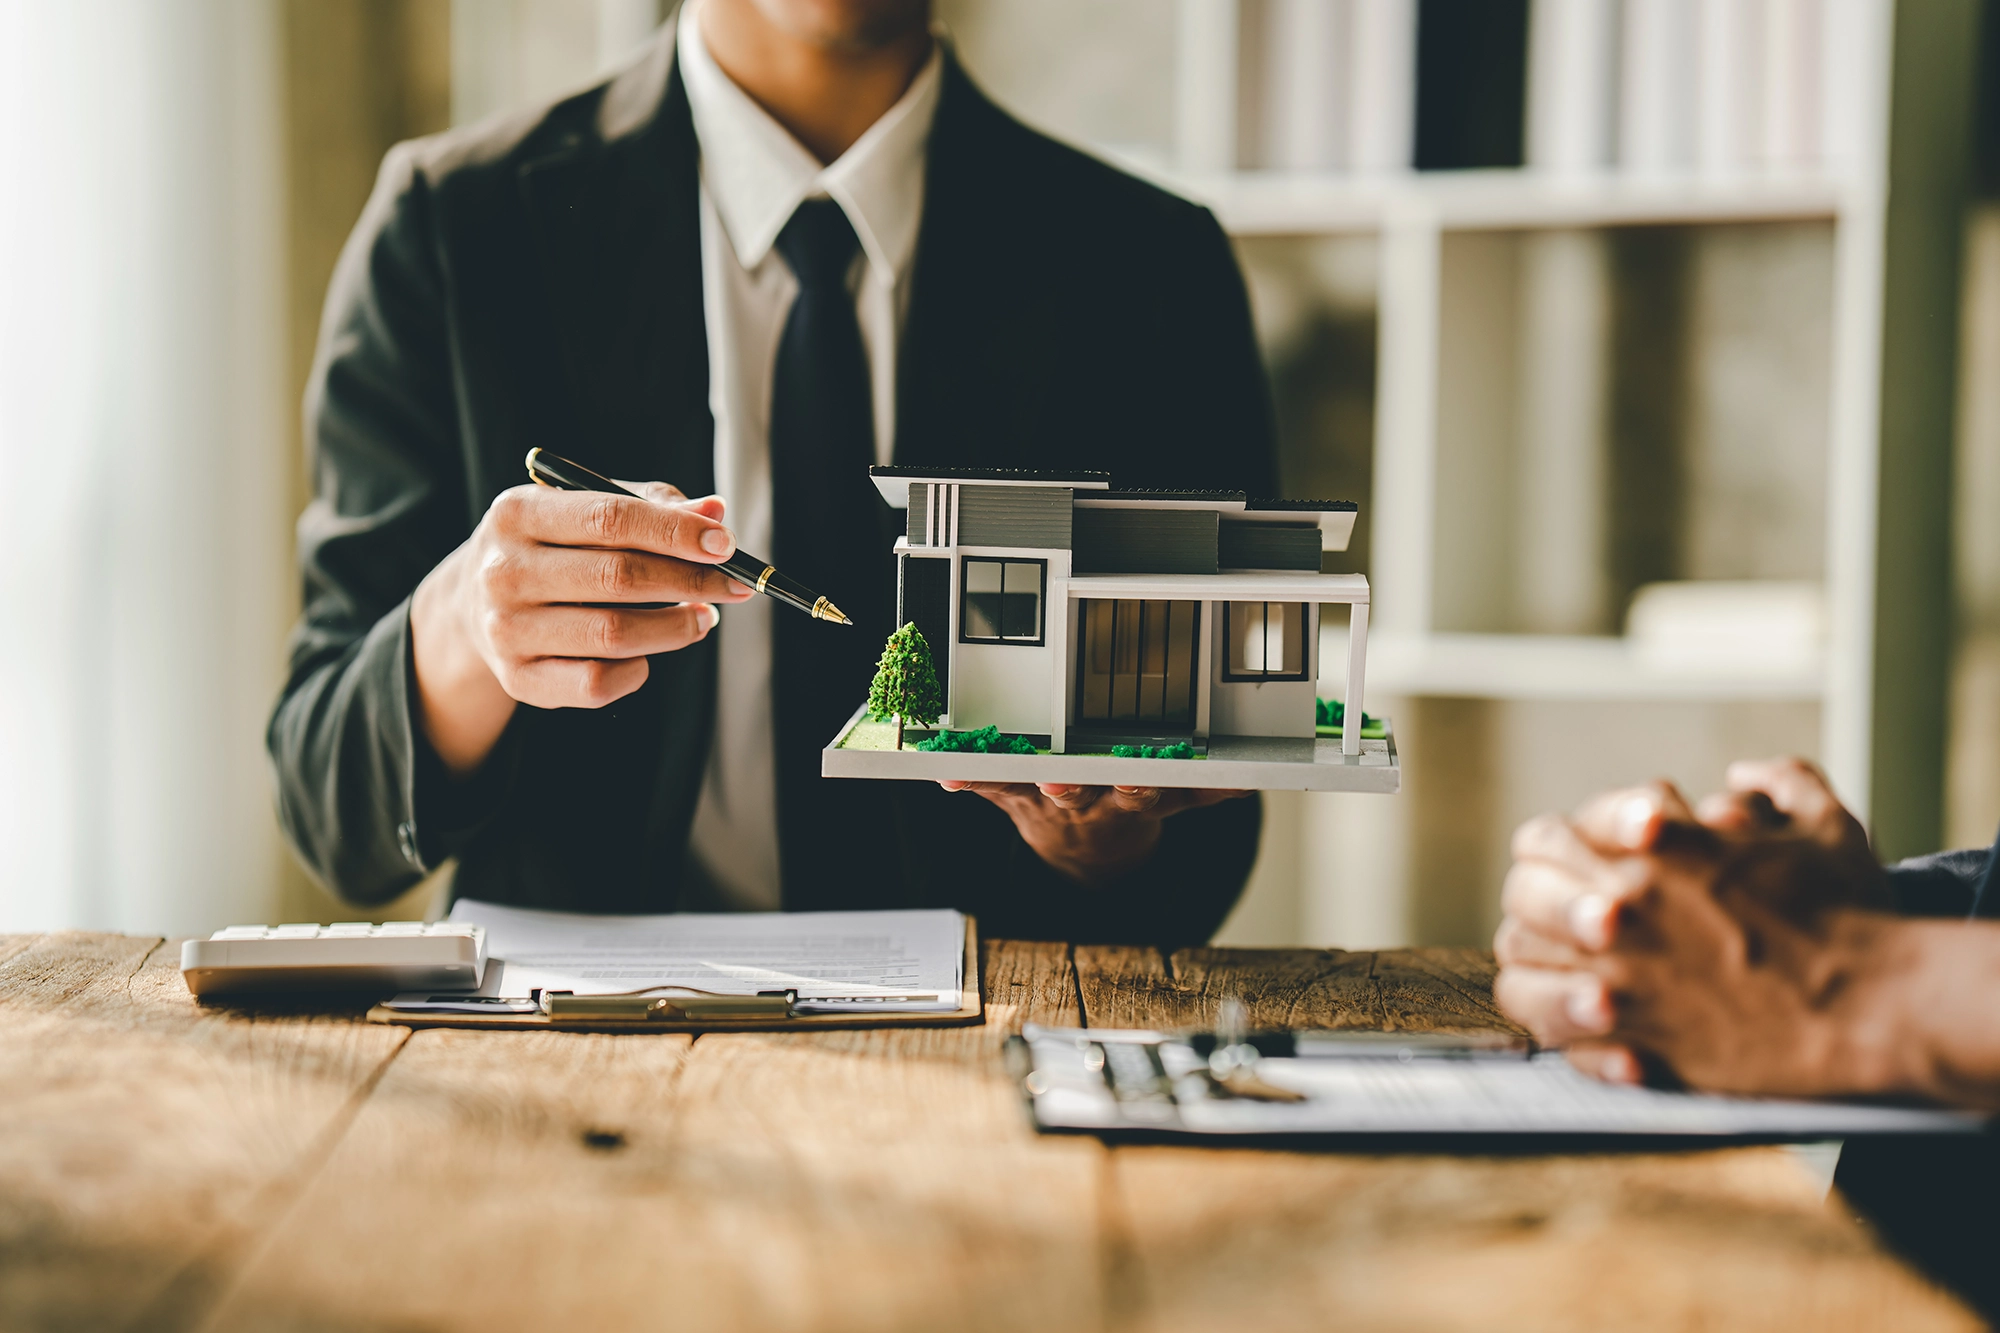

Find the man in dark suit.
[{"left": 268, "top": 0, "right": 1278, "bottom": 941}]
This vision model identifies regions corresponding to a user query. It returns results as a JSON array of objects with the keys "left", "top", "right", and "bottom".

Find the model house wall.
[
  {"left": 1209, "top": 603, "right": 1320, "bottom": 738},
  {"left": 874, "top": 466, "right": 1367, "bottom": 756},
  {"left": 949, "top": 544, "right": 1068, "bottom": 738}
]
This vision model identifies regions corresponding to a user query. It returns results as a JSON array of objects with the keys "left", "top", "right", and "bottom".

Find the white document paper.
[
  {"left": 447, "top": 899, "right": 966, "bottom": 1013},
  {"left": 1021, "top": 1026, "right": 1986, "bottom": 1140}
]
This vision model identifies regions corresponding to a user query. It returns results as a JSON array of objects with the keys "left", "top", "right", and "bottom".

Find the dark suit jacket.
[
  {"left": 1836, "top": 832, "right": 2000, "bottom": 1319},
  {"left": 1886, "top": 845, "right": 1996, "bottom": 916},
  {"left": 268, "top": 34, "right": 1279, "bottom": 944}
]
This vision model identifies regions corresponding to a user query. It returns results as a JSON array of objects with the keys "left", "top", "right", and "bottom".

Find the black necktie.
[{"left": 769, "top": 199, "right": 897, "bottom": 908}]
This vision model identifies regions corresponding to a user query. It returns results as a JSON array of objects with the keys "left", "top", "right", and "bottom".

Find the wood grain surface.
[
  {"left": 201, "top": 939, "right": 1103, "bottom": 1333},
  {"left": 0, "top": 933, "right": 408, "bottom": 1332},
  {"left": 1072, "top": 943, "right": 1528, "bottom": 1036},
  {"left": 0, "top": 934, "right": 1976, "bottom": 1333}
]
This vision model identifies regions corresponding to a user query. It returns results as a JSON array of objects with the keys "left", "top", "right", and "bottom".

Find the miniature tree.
[{"left": 867, "top": 622, "right": 942, "bottom": 749}]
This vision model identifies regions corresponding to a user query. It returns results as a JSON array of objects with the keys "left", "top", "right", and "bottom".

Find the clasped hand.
[{"left": 1493, "top": 758, "right": 1906, "bottom": 1097}]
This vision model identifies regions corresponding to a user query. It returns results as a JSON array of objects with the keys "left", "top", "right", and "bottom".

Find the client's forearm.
[{"left": 1856, "top": 919, "right": 2000, "bottom": 1110}]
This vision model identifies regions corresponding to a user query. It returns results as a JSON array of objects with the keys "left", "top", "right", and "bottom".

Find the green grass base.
[
  {"left": 845, "top": 717, "right": 1351, "bottom": 755},
  {"left": 837, "top": 718, "right": 1227, "bottom": 760},
  {"left": 837, "top": 718, "right": 914, "bottom": 751}
]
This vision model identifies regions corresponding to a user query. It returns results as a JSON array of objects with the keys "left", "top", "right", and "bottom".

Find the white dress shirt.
[{"left": 678, "top": 0, "right": 942, "bottom": 909}]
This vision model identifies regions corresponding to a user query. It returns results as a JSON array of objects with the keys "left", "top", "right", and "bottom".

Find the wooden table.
[{"left": 0, "top": 932, "right": 1978, "bottom": 1332}]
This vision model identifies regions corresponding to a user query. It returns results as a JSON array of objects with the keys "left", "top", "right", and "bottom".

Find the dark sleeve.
[
  {"left": 1174, "top": 205, "right": 1280, "bottom": 495},
  {"left": 1109, "top": 200, "right": 1279, "bottom": 496},
  {"left": 266, "top": 143, "right": 513, "bottom": 905},
  {"left": 1887, "top": 846, "right": 1994, "bottom": 918}
]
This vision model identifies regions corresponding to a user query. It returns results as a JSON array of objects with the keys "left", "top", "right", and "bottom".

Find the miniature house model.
[{"left": 824, "top": 466, "right": 1399, "bottom": 793}]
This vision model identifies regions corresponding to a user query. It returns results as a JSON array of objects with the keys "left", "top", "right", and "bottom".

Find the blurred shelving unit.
[
  {"left": 1364, "top": 630, "right": 1825, "bottom": 702},
  {"left": 1128, "top": 0, "right": 1978, "bottom": 874},
  {"left": 1110, "top": 163, "right": 1848, "bottom": 235}
]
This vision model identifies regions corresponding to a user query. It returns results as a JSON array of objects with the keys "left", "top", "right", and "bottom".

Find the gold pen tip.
[{"left": 811, "top": 597, "right": 852, "bottom": 625}]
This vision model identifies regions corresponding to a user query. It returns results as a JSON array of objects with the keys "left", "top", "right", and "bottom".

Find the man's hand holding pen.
[{"left": 410, "top": 479, "right": 753, "bottom": 776}]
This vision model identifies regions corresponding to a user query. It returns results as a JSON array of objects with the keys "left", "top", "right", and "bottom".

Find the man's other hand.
[
  {"left": 411, "top": 480, "right": 754, "bottom": 775},
  {"left": 1491, "top": 772, "right": 1902, "bottom": 1098},
  {"left": 937, "top": 781, "right": 1249, "bottom": 886}
]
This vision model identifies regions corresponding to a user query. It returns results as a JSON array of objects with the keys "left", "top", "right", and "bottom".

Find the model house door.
[{"left": 1077, "top": 599, "right": 1200, "bottom": 730}]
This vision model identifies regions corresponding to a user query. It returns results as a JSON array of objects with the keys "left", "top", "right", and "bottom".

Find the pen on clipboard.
[
  {"left": 1190, "top": 1029, "right": 1531, "bottom": 1060},
  {"left": 524, "top": 448, "right": 852, "bottom": 626},
  {"left": 1190, "top": 1023, "right": 1528, "bottom": 1102}
]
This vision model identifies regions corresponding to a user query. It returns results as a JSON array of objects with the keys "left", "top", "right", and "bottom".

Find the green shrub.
[
  {"left": 915, "top": 725, "right": 1036, "bottom": 755},
  {"left": 1109, "top": 741, "right": 1195, "bottom": 760},
  {"left": 1315, "top": 697, "right": 1378, "bottom": 730}
]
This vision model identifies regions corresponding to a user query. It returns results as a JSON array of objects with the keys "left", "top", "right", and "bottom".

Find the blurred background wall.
[
  {"left": 1, "top": 0, "right": 290, "bottom": 935},
  {"left": 1, "top": 0, "right": 1995, "bottom": 945}
]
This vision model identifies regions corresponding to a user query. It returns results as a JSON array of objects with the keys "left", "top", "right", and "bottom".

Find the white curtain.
[{"left": 0, "top": 0, "right": 291, "bottom": 934}]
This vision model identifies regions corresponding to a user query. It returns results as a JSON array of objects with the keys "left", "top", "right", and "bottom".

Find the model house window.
[
  {"left": 1223, "top": 602, "right": 1308, "bottom": 681},
  {"left": 960, "top": 557, "right": 1045, "bottom": 644}
]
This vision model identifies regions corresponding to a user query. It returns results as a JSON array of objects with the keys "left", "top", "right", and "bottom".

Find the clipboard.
[
  {"left": 1008, "top": 1023, "right": 1988, "bottom": 1147},
  {"left": 365, "top": 916, "right": 984, "bottom": 1034}
]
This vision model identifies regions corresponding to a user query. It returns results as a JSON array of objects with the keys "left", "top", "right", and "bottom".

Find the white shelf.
[
  {"left": 1335, "top": 632, "right": 1826, "bottom": 703},
  {"left": 1101, "top": 155, "right": 1850, "bottom": 235}
]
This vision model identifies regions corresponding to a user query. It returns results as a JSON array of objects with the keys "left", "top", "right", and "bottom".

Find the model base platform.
[{"left": 822, "top": 705, "right": 1400, "bottom": 793}]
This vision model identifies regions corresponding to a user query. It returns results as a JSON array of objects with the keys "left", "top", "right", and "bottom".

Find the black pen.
[{"left": 524, "top": 448, "right": 852, "bottom": 626}]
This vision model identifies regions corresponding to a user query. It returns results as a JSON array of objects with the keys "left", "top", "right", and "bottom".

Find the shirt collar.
[{"left": 677, "top": 0, "right": 941, "bottom": 278}]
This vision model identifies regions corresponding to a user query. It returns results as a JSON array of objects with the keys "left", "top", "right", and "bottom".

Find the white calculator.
[{"left": 179, "top": 922, "right": 487, "bottom": 997}]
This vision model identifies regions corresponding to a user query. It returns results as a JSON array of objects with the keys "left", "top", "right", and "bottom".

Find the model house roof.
[
  {"left": 1076, "top": 490, "right": 1357, "bottom": 529},
  {"left": 1242, "top": 498, "right": 1360, "bottom": 512},
  {"left": 1085, "top": 490, "right": 1355, "bottom": 511},
  {"left": 1092, "top": 488, "right": 1248, "bottom": 502},
  {"left": 868, "top": 465, "right": 1111, "bottom": 506},
  {"left": 876, "top": 466, "right": 1358, "bottom": 557}
]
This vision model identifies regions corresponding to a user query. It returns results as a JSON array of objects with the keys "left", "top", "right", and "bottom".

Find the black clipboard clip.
[{"left": 532, "top": 987, "right": 799, "bottom": 1021}]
